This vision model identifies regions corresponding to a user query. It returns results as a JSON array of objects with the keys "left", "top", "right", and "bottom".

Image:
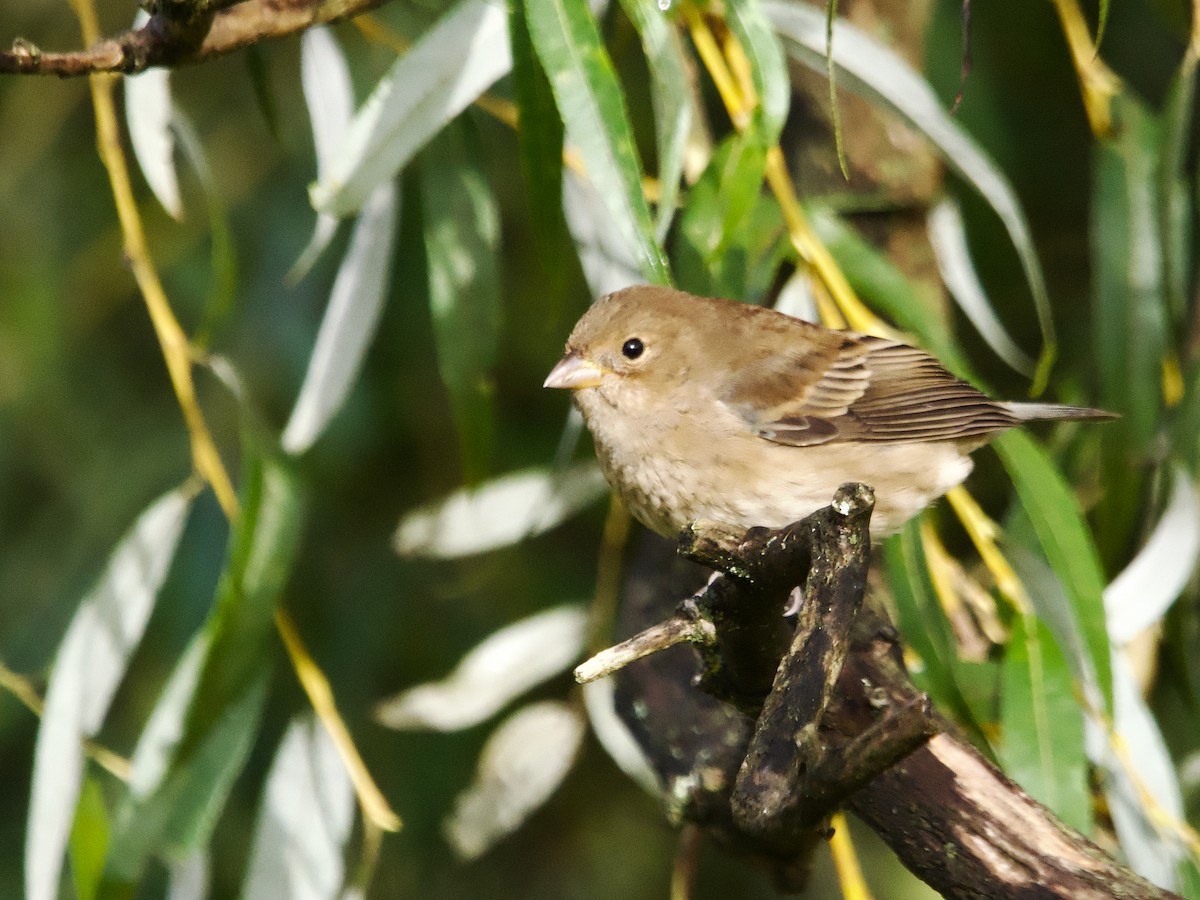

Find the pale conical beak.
[{"left": 543, "top": 352, "right": 605, "bottom": 390}]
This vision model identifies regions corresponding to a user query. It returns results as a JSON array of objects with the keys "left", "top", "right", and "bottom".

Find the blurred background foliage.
[{"left": 2, "top": 0, "right": 1200, "bottom": 897}]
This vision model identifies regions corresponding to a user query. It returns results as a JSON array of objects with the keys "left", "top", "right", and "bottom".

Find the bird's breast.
[{"left": 574, "top": 385, "right": 975, "bottom": 537}]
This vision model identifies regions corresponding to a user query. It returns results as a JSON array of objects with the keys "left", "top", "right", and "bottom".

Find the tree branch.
[
  {"left": 1, "top": 0, "right": 389, "bottom": 77},
  {"left": 596, "top": 487, "right": 1181, "bottom": 898}
]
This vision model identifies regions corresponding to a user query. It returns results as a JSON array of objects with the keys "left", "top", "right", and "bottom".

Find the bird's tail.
[{"left": 1001, "top": 402, "right": 1118, "bottom": 423}]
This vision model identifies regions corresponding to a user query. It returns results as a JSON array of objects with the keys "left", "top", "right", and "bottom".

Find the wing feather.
[{"left": 721, "top": 331, "right": 1019, "bottom": 446}]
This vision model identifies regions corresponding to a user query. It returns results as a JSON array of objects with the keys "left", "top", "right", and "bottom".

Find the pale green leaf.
[
  {"left": 1104, "top": 466, "right": 1200, "bottom": 644},
  {"left": 525, "top": 0, "right": 670, "bottom": 284},
  {"left": 562, "top": 168, "right": 643, "bottom": 296},
  {"left": 1086, "top": 653, "right": 1185, "bottom": 890},
  {"left": 443, "top": 702, "right": 585, "bottom": 859},
  {"left": 394, "top": 463, "right": 608, "bottom": 558},
  {"left": 927, "top": 198, "right": 1036, "bottom": 376},
  {"left": 310, "top": 0, "right": 511, "bottom": 216},
  {"left": 26, "top": 488, "right": 192, "bottom": 900},
  {"left": 241, "top": 715, "right": 354, "bottom": 900},
  {"left": 283, "top": 182, "right": 398, "bottom": 455},
  {"left": 376, "top": 605, "right": 587, "bottom": 731},
  {"left": 125, "top": 63, "right": 182, "bottom": 220},
  {"left": 289, "top": 26, "right": 356, "bottom": 281}
]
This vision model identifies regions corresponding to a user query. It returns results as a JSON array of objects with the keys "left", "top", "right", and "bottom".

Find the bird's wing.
[
  {"left": 718, "top": 331, "right": 873, "bottom": 446},
  {"left": 722, "top": 335, "right": 1019, "bottom": 446}
]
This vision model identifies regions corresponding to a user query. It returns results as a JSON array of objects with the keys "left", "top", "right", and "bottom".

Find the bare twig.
[
  {"left": 2, "top": 0, "right": 390, "bottom": 77},
  {"left": 575, "top": 613, "right": 714, "bottom": 684}
]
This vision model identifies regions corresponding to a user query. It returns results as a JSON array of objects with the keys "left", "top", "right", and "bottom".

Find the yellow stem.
[
  {"left": 1049, "top": 0, "right": 1122, "bottom": 138},
  {"left": 682, "top": 3, "right": 894, "bottom": 337},
  {"left": 764, "top": 148, "right": 898, "bottom": 336},
  {"left": 275, "top": 610, "right": 402, "bottom": 832},
  {"left": 71, "top": 0, "right": 396, "bottom": 843},
  {"left": 683, "top": 3, "right": 749, "bottom": 125},
  {"left": 918, "top": 518, "right": 965, "bottom": 621},
  {"left": 0, "top": 659, "right": 132, "bottom": 781},
  {"left": 70, "top": 0, "right": 239, "bottom": 520},
  {"left": 945, "top": 487, "right": 1032, "bottom": 614},
  {"left": 588, "top": 496, "right": 633, "bottom": 654},
  {"left": 829, "top": 812, "right": 873, "bottom": 900}
]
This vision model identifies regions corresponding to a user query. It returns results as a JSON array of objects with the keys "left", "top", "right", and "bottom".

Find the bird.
[{"left": 543, "top": 285, "right": 1114, "bottom": 538}]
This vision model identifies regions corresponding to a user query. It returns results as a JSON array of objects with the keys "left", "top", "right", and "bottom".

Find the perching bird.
[{"left": 544, "top": 285, "right": 1113, "bottom": 537}]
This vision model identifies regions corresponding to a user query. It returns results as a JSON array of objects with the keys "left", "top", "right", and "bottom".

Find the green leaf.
[
  {"left": 184, "top": 459, "right": 304, "bottom": 753},
  {"left": 884, "top": 525, "right": 988, "bottom": 745},
  {"left": 998, "top": 613, "right": 1090, "bottom": 833},
  {"left": 172, "top": 116, "right": 238, "bottom": 347},
  {"left": 678, "top": 131, "right": 767, "bottom": 262},
  {"left": 1091, "top": 94, "right": 1169, "bottom": 560},
  {"left": 508, "top": 0, "right": 570, "bottom": 294},
  {"left": 1174, "top": 359, "right": 1200, "bottom": 466},
  {"left": 994, "top": 430, "right": 1112, "bottom": 712},
  {"left": 103, "top": 640, "right": 269, "bottom": 893},
  {"left": 822, "top": 0, "right": 849, "bottom": 179},
  {"left": 674, "top": 132, "right": 790, "bottom": 302},
  {"left": 422, "top": 119, "right": 503, "bottom": 484},
  {"left": 68, "top": 776, "right": 110, "bottom": 900},
  {"left": 618, "top": 0, "right": 694, "bottom": 241},
  {"left": 103, "top": 456, "right": 305, "bottom": 883},
  {"left": 1177, "top": 858, "right": 1200, "bottom": 898},
  {"left": 525, "top": 0, "right": 671, "bottom": 285},
  {"left": 1159, "top": 49, "right": 1196, "bottom": 325}
]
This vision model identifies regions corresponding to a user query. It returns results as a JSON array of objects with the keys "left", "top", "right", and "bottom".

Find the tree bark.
[{"left": 607, "top": 492, "right": 1178, "bottom": 898}]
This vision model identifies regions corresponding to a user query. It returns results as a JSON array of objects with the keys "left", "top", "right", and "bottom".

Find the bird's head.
[{"left": 543, "top": 285, "right": 712, "bottom": 398}]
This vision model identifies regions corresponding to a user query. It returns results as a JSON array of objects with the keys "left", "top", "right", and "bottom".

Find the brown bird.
[{"left": 544, "top": 285, "right": 1113, "bottom": 537}]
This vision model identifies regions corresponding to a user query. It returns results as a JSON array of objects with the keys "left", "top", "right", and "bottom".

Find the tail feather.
[{"left": 1001, "top": 402, "right": 1118, "bottom": 423}]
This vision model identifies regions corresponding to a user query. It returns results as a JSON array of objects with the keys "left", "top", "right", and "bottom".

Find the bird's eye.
[{"left": 621, "top": 338, "right": 645, "bottom": 360}]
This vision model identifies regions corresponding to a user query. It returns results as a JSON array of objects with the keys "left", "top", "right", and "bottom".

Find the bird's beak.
[{"left": 543, "top": 352, "right": 605, "bottom": 390}]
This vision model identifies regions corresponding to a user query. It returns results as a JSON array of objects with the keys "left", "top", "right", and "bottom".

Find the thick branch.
[
  {"left": 607, "top": 500, "right": 1180, "bottom": 898},
  {"left": 1, "top": 0, "right": 389, "bottom": 77}
]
